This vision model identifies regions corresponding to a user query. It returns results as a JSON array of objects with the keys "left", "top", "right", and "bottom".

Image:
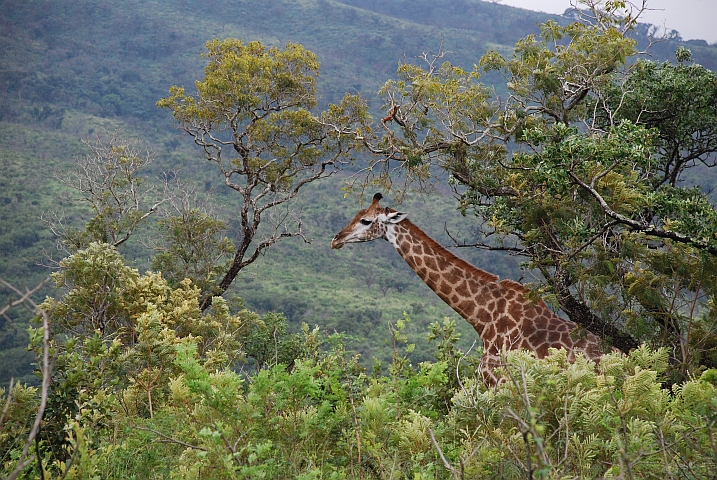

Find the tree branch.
[
  {"left": 2, "top": 280, "right": 56, "bottom": 480},
  {"left": 568, "top": 170, "right": 717, "bottom": 256},
  {"left": 429, "top": 428, "right": 462, "bottom": 480},
  {"left": 0, "top": 277, "right": 49, "bottom": 316}
]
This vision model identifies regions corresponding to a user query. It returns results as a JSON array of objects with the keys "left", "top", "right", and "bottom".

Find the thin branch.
[
  {"left": 429, "top": 428, "right": 461, "bottom": 480},
  {"left": 4, "top": 295, "right": 56, "bottom": 480},
  {"left": 112, "top": 197, "right": 167, "bottom": 248},
  {"left": 444, "top": 225, "right": 525, "bottom": 254},
  {"left": 134, "top": 427, "right": 208, "bottom": 451},
  {"left": 0, "top": 277, "right": 49, "bottom": 315},
  {"left": 567, "top": 220, "right": 620, "bottom": 260},
  {"left": 0, "top": 378, "right": 14, "bottom": 429}
]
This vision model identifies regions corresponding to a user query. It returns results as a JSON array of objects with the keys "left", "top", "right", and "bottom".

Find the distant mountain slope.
[
  {"left": 2, "top": 0, "right": 715, "bottom": 126},
  {"left": 337, "top": 0, "right": 717, "bottom": 71},
  {"left": 0, "top": 0, "right": 503, "bottom": 121},
  {"left": 335, "top": 0, "right": 553, "bottom": 44},
  {"left": 0, "top": 0, "right": 552, "bottom": 288}
]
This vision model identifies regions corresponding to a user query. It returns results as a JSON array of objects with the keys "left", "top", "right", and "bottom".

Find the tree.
[
  {"left": 359, "top": 0, "right": 717, "bottom": 377},
  {"left": 601, "top": 47, "right": 717, "bottom": 189},
  {"left": 19, "top": 242, "right": 250, "bottom": 473},
  {"left": 47, "top": 136, "right": 167, "bottom": 253},
  {"left": 158, "top": 39, "right": 368, "bottom": 310}
]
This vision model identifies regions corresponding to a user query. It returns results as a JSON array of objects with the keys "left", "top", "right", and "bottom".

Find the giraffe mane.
[
  {"left": 497, "top": 278, "right": 551, "bottom": 308},
  {"left": 499, "top": 279, "right": 531, "bottom": 294}
]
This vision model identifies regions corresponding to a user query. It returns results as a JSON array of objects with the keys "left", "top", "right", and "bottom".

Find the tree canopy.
[
  {"left": 360, "top": 0, "right": 717, "bottom": 378},
  {"left": 158, "top": 39, "right": 369, "bottom": 309}
]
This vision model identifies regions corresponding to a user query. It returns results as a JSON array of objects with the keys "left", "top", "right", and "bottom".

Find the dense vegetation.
[
  {"left": 2, "top": 0, "right": 717, "bottom": 379},
  {"left": 4, "top": 251, "right": 717, "bottom": 477},
  {"left": 3, "top": 0, "right": 717, "bottom": 477}
]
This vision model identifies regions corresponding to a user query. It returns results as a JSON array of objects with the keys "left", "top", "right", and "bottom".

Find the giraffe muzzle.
[{"left": 331, "top": 235, "right": 345, "bottom": 249}]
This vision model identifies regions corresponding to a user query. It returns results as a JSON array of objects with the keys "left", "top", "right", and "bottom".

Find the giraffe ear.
[{"left": 385, "top": 211, "right": 407, "bottom": 224}]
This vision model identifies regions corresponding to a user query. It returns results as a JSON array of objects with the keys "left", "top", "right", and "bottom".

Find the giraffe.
[{"left": 331, "top": 193, "right": 608, "bottom": 385}]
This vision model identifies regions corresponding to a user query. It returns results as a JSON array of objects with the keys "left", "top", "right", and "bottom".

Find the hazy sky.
[{"left": 497, "top": 0, "right": 717, "bottom": 44}]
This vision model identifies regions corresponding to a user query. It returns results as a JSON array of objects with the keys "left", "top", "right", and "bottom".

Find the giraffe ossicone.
[{"left": 332, "top": 193, "right": 609, "bottom": 385}]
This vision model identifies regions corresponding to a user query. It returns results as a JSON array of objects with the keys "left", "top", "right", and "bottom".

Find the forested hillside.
[
  {"left": 3, "top": 0, "right": 717, "bottom": 477},
  {"left": 0, "top": 0, "right": 568, "bottom": 384}
]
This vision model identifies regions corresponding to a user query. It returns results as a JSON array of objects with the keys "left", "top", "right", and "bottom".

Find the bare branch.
[
  {"left": 0, "top": 378, "right": 14, "bottom": 431},
  {"left": 0, "top": 277, "right": 49, "bottom": 316},
  {"left": 2, "top": 280, "right": 57, "bottom": 480},
  {"left": 444, "top": 224, "right": 525, "bottom": 254},
  {"left": 456, "top": 339, "right": 478, "bottom": 409},
  {"left": 50, "top": 135, "right": 167, "bottom": 252}
]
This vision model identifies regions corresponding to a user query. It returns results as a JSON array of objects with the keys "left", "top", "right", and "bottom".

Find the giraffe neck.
[
  {"left": 386, "top": 219, "right": 499, "bottom": 332},
  {"left": 380, "top": 217, "right": 606, "bottom": 385}
]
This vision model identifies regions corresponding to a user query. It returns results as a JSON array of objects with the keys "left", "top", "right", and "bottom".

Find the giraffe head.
[{"left": 331, "top": 193, "right": 407, "bottom": 249}]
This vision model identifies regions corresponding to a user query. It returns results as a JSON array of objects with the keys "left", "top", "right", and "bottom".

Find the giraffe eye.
[{"left": 359, "top": 219, "right": 373, "bottom": 226}]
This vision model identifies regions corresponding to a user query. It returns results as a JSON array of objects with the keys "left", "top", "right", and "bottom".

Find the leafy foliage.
[
  {"left": 3, "top": 258, "right": 717, "bottom": 478},
  {"left": 151, "top": 204, "right": 235, "bottom": 297},
  {"left": 601, "top": 52, "right": 717, "bottom": 189}
]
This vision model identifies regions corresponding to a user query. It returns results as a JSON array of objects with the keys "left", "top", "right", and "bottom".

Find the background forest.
[{"left": 2, "top": 0, "right": 717, "bottom": 478}]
